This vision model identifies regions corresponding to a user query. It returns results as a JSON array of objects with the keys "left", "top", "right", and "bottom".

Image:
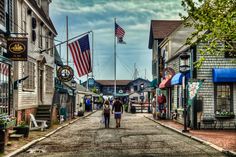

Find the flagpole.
[
  {"left": 87, "top": 74, "right": 89, "bottom": 91},
  {"left": 92, "top": 30, "right": 94, "bottom": 78},
  {"left": 66, "top": 16, "right": 69, "bottom": 66},
  {"left": 114, "top": 18, "right": 117, "bottom": 96}
]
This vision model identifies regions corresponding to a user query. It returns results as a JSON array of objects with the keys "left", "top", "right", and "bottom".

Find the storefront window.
[
  {"left": 214, "top": 83, "right": 233, "bottom": 114},
  {"left": 23, "top": 61, "right": 35, "bottom": 90},
  {"left": 0, "top": 62, "right": 9, "bottom": 114}
]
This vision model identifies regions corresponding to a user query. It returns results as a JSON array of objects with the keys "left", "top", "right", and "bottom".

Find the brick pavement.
[
  {"left": 1, "top": 111, "right": 95, "bottom": 157},
  {"left": 156, "top": 119, "right": 236, "bottom": 153}
]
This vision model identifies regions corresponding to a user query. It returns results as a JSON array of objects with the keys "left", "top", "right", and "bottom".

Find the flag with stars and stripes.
[
  {"left": 115, "top": 22, "right": 126, "bottom": 44},
  {"left": 68, "top": 34, "right": 92, "bottom": 77},
  {"left": 0, "top": 62, "right": 9, "bottom": 76}
]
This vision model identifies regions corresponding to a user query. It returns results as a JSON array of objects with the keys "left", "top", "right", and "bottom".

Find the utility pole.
[
  {"left": 133, "top": 63, "right": 138, "bottom": 80},
  {"left": 66, "top": 16, "right": 69, "bottom": 65}
]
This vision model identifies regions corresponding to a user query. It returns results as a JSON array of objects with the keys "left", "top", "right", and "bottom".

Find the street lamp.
[
  {"left": 71, "top": 79, "right": 76, "bottom": 119},
  {"left": 179, "top": 52, "right": 190, "bottom": 132},
  {"left": 140, "top": 84, "right": 144, "bottom": 113}
]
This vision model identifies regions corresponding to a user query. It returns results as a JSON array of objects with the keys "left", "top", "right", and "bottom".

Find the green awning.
[
  {"left": 149, "top": 79, "right": 157, "bottom": 88},
  {"left": 54, "top": 47, "right": 63, "bottom": 66},
  {"left": 114, "top": 93, "right": 129, "bottom": 97}
]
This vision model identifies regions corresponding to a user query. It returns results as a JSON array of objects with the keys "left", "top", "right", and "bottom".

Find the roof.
[
  {"left": 27, "top": 0, "right": 57, "bottom": 35},
  {"left": 96, "top": 80, "right": 132, "bottom": 86},
  {"left": 148, "top": 20, "right": 182, "bottom": 49}
]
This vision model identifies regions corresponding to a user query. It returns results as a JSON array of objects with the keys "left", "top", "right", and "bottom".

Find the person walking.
[
  {"left": 112, "top": 97, "right": 123, "bottom": 128},
  {"left": 103, "top": 100, "right": 111, "bottom": 128}
]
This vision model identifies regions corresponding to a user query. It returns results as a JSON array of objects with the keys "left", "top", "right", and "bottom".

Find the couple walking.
[{"left": 103, "top": 97, "right": 123, "bottom": 128}]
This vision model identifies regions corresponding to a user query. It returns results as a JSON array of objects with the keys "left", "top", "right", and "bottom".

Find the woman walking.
[{"left": 103, "top": 100, "right": 111, "bottom": 128}]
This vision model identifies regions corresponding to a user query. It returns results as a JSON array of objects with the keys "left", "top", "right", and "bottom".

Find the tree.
[
  {"left": 180, "top": 0, "right": 236, "bottom": 67},
  {"left": 91, "top": 87, "right": 99, "bottom": 94}
]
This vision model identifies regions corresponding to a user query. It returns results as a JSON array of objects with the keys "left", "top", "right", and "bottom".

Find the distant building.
[{"left": 83, "top": 78, "right": 151, "bottom": 96}]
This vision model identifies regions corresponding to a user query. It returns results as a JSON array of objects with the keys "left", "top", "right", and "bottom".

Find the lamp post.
[
  {"left": 71, "top": 79, "right": 76, "bottom": 119},
  {"left": 140, "top": 84, "right": 144, "bottom": 113},
  {"left": 179, "top": 52, "right": 190, "bottom": 132}
]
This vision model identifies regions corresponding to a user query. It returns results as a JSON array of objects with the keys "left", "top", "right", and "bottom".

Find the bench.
[{"left": 201, "top": 115, "right": 216, "bottom": 129}]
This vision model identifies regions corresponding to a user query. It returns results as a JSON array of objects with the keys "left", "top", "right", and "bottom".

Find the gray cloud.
[{"left": 50, "top": 0, "right": 184, "bottom": 80}]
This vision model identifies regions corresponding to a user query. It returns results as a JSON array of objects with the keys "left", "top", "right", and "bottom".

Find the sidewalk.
[
  {"left": 145, "top": 115, "right": 236, "bottom": 156},
  {"left": 1, "top": 111, "right": 96, "bottom": 157}
]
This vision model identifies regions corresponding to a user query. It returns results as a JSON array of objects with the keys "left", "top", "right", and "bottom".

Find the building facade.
[
  {"left": 84, "top": 78, "right": 151, "bottom": 96},
  {"left": 158, "top": 20, "right": 236, "bottom": 129},
  {"left": 14, "top": 0, "right": 57, "bottom": 123},
  {"left": 0, "top": 0, "right": 16, "bottom": 116}
]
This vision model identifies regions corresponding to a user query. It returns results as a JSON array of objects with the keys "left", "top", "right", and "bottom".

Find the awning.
[
  {"left": 54, "top": 47, "right": 63, "bottom": 66},
  {"left": 171, "top": 72, "right": 190, "bottom": 85},
  {"left": 159, "top": 78, "right": 171, "bottom": 89},
  {"left": 212, "top": 68, "right": 236, "bottom": 83},
  {"left": 149, "top": 79, "right": 157, "bottom": 88}
]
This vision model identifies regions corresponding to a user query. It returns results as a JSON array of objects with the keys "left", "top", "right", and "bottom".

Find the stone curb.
[
  {"left": 6, "top": 111, "right": 97, "bottom": 157},
  {"left": 144, "top": 116, "right": 236, "bottom": 157}
]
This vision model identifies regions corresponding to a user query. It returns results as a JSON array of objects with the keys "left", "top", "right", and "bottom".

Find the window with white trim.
[
  {"left": 23, "top": 61, "right": 35, "bottom": 90},
  {"left": 50, "top": 38, "right": 53, "bottom": 56},
  {"left": 38, "top": 25, "right": 42, "bottom": 48},
  {"left": 45, "top": 34, "right": 49, "bottom": 54},
  {"left": 45, "top": 66, "right": 53, "bottom": 93},
  {"left": 22, "top": 6, "right": 27, "bottom": 34},
  {"left": 214, "top": 83, "right": 233, "bottom": 115}
]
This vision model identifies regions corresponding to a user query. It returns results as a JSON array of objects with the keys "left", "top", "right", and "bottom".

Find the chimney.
[{"left": 41, "top": 0, "right": 51, "bottom": 17}]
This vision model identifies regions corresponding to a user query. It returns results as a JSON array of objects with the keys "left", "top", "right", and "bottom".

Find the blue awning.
[
  {"left": 171, "top": 72, "right": 190, "bottom": 85},
  {"left": 212, "top": 68, "right": 236, "bottom": 83}
]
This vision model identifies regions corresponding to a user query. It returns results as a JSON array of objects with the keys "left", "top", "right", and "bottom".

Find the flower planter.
[
  {"left": 215, "top": 114, "right": 235, "bottom": 119},
  {"left": 13, "top": 126, "right": 29, "bottom": 138}
]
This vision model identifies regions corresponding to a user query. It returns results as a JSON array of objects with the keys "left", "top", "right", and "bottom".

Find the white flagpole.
[
  {"left": 86, "top": 74, "right": 89, "bottom": 91},
  {"left": 91, "top": 30, "right": 94, "bottom": 78},
  {"left": 114, "top": 18, "right": 117, "bottom": 96},
  {"left": 66, "top": 16, "right": 69, "bottom": 66}
]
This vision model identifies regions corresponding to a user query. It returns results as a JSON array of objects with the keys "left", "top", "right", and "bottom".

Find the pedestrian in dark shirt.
[
  {"left": 103, "top": 100, "right": 110, "bottom": 128},
  {"left": 112, "top": 97, "right": 123, "bottom": 128}
]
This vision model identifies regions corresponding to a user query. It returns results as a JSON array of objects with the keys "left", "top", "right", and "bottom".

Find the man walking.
[{"left": 112, "top": 97, "right": 123, "bottom": 128}]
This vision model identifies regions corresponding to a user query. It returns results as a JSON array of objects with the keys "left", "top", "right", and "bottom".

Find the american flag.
[
  {"left": 68, "top": 34, "right": 92, "bottom": 77},
  {"left": 115, "top": 22, "right": 126, "bottom": 44},
  {"left": 0, "top": 62, "right": 9, "bottom": 76}
]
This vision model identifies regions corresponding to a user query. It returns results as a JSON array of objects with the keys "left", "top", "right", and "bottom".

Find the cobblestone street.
[{"left": 15, "top": 111, "right": 227, "bottom": 157}]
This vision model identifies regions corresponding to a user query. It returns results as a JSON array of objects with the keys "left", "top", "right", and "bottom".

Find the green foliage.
[
  {"left": 124, "top": 104, "right": 128, "bottom": 112},
  {"left": 18, "top": 121, "right": 27, "bottom": 128},
  {"left": 91, "top": 87, "right": 99, "bottom": 94},
  {"left": 180, "top": 0, "right": 236, "bottom": 65}
]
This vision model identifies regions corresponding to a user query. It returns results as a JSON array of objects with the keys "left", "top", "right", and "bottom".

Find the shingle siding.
[{"left": 196, "top": 44, "right": 236, "bottom": 125}]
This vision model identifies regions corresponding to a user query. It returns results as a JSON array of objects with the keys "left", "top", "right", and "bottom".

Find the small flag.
[
  {"left": 187, "top": 79, "right": 203, "bottom": 106},
  {"left": 68, "top": 34, "right": 92, "bottom": 77},
  {"left": 115, "top": 22, "right": 126, "bottom": 44},
  {"left": 0, "top": 62, "right": 9, "bottom": 76}
]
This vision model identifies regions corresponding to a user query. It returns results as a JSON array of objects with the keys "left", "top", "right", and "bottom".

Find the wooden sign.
[{"left": 7, "top": 37, "right": 28, "bottom": 61}]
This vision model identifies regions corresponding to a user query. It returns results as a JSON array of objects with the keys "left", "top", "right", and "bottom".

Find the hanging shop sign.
[
  {"left": 6, "top": 37, "right": 28, "bottom": 61},
  {"left": 187, "top": 79, "right": 203, "bottom": 106},
  {"left": 57, "top": 65, "right": 74, "bottom": 82}
]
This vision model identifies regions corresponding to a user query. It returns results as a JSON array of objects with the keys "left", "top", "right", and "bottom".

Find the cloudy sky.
[{"left": 50, "top": 0, "right": 185, "bottom": 82}]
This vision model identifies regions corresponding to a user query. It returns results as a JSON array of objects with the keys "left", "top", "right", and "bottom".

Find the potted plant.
[
  {"left": 0, "top": 119, "right": 6, "bottom": 130},
  {"left": 13, "top": 121, "right": 29, "bottom": 138}
]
